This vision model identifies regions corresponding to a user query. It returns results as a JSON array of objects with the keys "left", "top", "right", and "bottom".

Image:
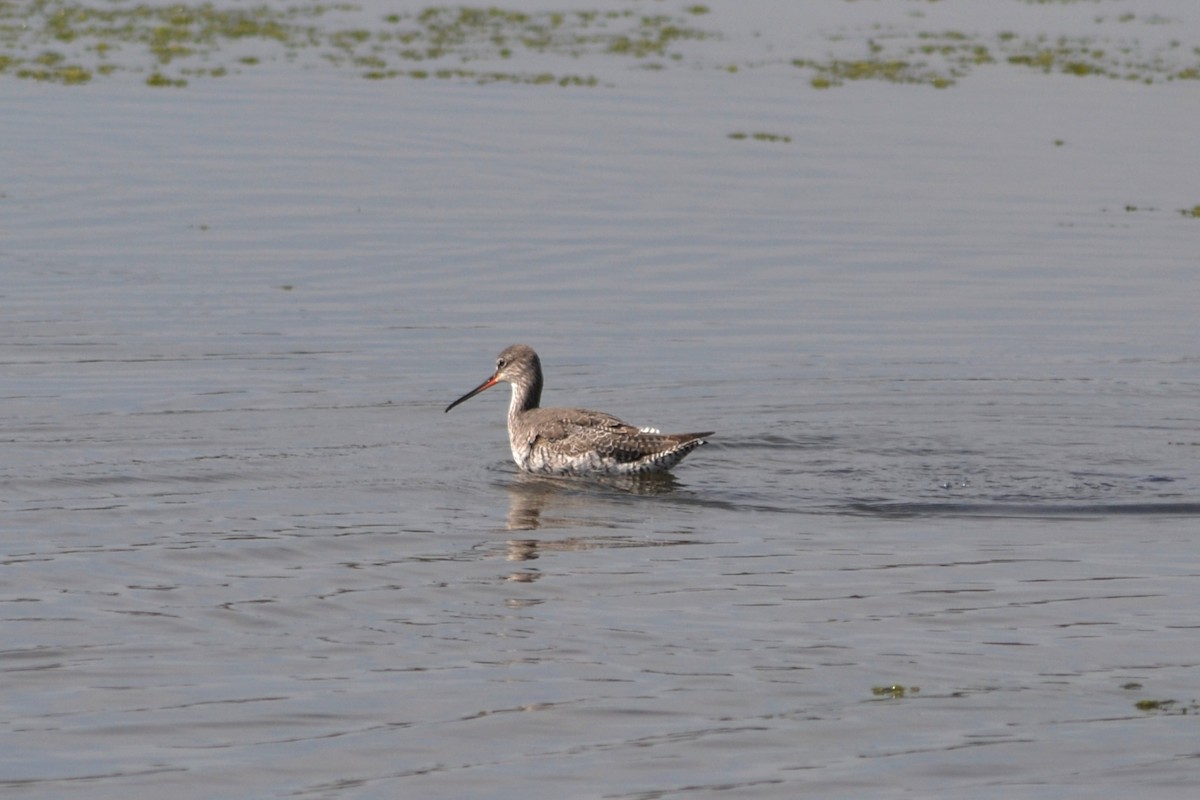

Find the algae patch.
[
  {"left": 728, "top": 131, "right": 792, "bottom": 143},
  {"left": 2, "top": 1, "right": 1197, "bottom": 90},
  {"left": 790, "top": 17, "right": 1200, "bottom": 89},
  {"left": 0, "top": 1, "right": 714, "bottom": 87},
  {"left": 0, "top": 1, "right": 335, "bottom": 85},
  {"left": 1133, "top": 697, "right": 1198, "bottom": 715}
]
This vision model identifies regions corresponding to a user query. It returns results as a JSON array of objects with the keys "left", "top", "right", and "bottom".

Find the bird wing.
[
  {"left": 527, "top": 409, "right": 709, "bottom": 465},
  {"left": 523, "top": 408, "right": 644, "bottom": 460}
]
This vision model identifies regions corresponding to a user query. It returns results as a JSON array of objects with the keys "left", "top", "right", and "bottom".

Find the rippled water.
[{"left": 3, "top": 1, "right": 1199, "bottom": 797}]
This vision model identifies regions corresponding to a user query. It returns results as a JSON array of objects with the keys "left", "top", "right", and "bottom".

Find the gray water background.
[{"left": 3, "top": 1, "right": 1199, "bottom": 797}]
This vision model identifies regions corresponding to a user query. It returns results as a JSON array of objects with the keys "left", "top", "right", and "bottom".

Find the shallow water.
[{"left": 3, "top": 1, "right": 1200, "bottom": 797}]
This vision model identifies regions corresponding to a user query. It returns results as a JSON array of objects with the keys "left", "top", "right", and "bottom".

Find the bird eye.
[{"left": 496, "top": 359, "right": 506, "bottom": 369}]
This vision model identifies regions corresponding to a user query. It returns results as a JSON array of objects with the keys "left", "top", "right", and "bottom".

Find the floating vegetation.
[
  {"left": 1, "top": 1, "right": 1197, "bottom": 89},
  {"left": 871, "top": 684, "right": 918, "bottom": 699},
  {"left": 0, "top": 0, "right": 332, "bottom": 85},
  {"left": 0, "top": 1, "right": 713, "bottom": 86},
  {"left": 797, "top": 56, "right": 954, "bottom": 89},
  {"left": 999, "top": 32, "right": 1199, "bottom": 83},
  {"left": 1125, "top": 681, "right": 1199, "bottom": 714},
  {"left": 1097, "top": 203, "right": 1200, "bottom": 220},
  {"left": 1134, "top": 698, "right": 1171, "bottom": 711},
  {"left": 1132, "top": 697, "right": 1199, "bottom": 715},
  {"left": 728, "top": 131, "right": 792, "bottom": 143},
  {"left": 792, "top": 22, "right": 1200, "bottom": 89},
  {"left": 145, "top": 71, "right": 187, "bottom": 88}
]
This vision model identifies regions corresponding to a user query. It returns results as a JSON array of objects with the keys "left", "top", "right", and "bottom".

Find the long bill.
[{"left": 444, "top": 374, "right": 500, "bottom": 413}]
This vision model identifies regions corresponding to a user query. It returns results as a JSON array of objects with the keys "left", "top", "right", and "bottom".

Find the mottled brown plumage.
[{"left": 445, "top": 344, "right": 712, "bottom": 475}]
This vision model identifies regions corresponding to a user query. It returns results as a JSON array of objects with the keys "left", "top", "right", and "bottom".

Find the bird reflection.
[
  {"left": 506, "top": 539, "right": 540, "bottom": 562},
  {"left": 497, "top": 472, "right": 697, "bottom": 583},
  {"left": 504, "top": 477, "right": 559, "bottom": 531},
  {"left": 504, "top": 471, "right": 684, "bottom": 531}
]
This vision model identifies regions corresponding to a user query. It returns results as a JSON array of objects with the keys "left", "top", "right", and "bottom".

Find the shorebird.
[{"left": 445, "top": 344, "right": 712, "bottom": 476}]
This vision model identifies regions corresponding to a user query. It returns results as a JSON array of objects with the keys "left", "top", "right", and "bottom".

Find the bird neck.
[{"left": 509, "top": 373, "right": 542, "bottom": 418}]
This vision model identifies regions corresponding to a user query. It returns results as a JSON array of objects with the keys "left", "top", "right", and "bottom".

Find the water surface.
[{"left": 3, "top": 1, "right": 1199, "bottom": 797}]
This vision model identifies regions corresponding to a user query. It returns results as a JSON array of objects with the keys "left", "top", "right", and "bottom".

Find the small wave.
[
  {"left": 714, "top": 433, "right": 835, "bottom": 450},
  {"left": 844, "top": 501, "right": 1200, "bottom": 519}
]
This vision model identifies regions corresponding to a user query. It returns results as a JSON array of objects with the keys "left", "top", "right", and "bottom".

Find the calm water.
[{"left": 3, "top": 1, "right": 1199, "bottom": 797}]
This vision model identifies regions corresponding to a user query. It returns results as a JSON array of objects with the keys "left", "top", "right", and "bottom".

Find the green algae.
[
  {"left": 1134, "top": 698, "right": 1172, "bottom": 711},
  {"left": 796, "top": 55, "right": 954, "bottom": 89},
  {"left": 728, "top": 131, "right": 792, "bottom": 143},
  {"left": 1129, "top": 680, "right": 1198, "bottom": 715},
  {"left": 2, "top": 1, "right": 1197, "bottom": 89},
  {"left": 1132, "top": 697, "right": 1198, "bottom": 715},
  {"left": 0, "top": 1, "right": 334, "bottom": 84},
  {"left": 791, "top": 21, "right": 1200, "bottom": 89},
  {"left": 0, "top": 1, "right": 712, "bottom": 86},
  {"left": 146, "top": 70, "right": 186, "bottom": 87},
  {"left": 336, "top": 6, "right": 711, "bottom": 83},
  {"left": 871, "top": 684, "right": 919, "bottom": 699}
]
